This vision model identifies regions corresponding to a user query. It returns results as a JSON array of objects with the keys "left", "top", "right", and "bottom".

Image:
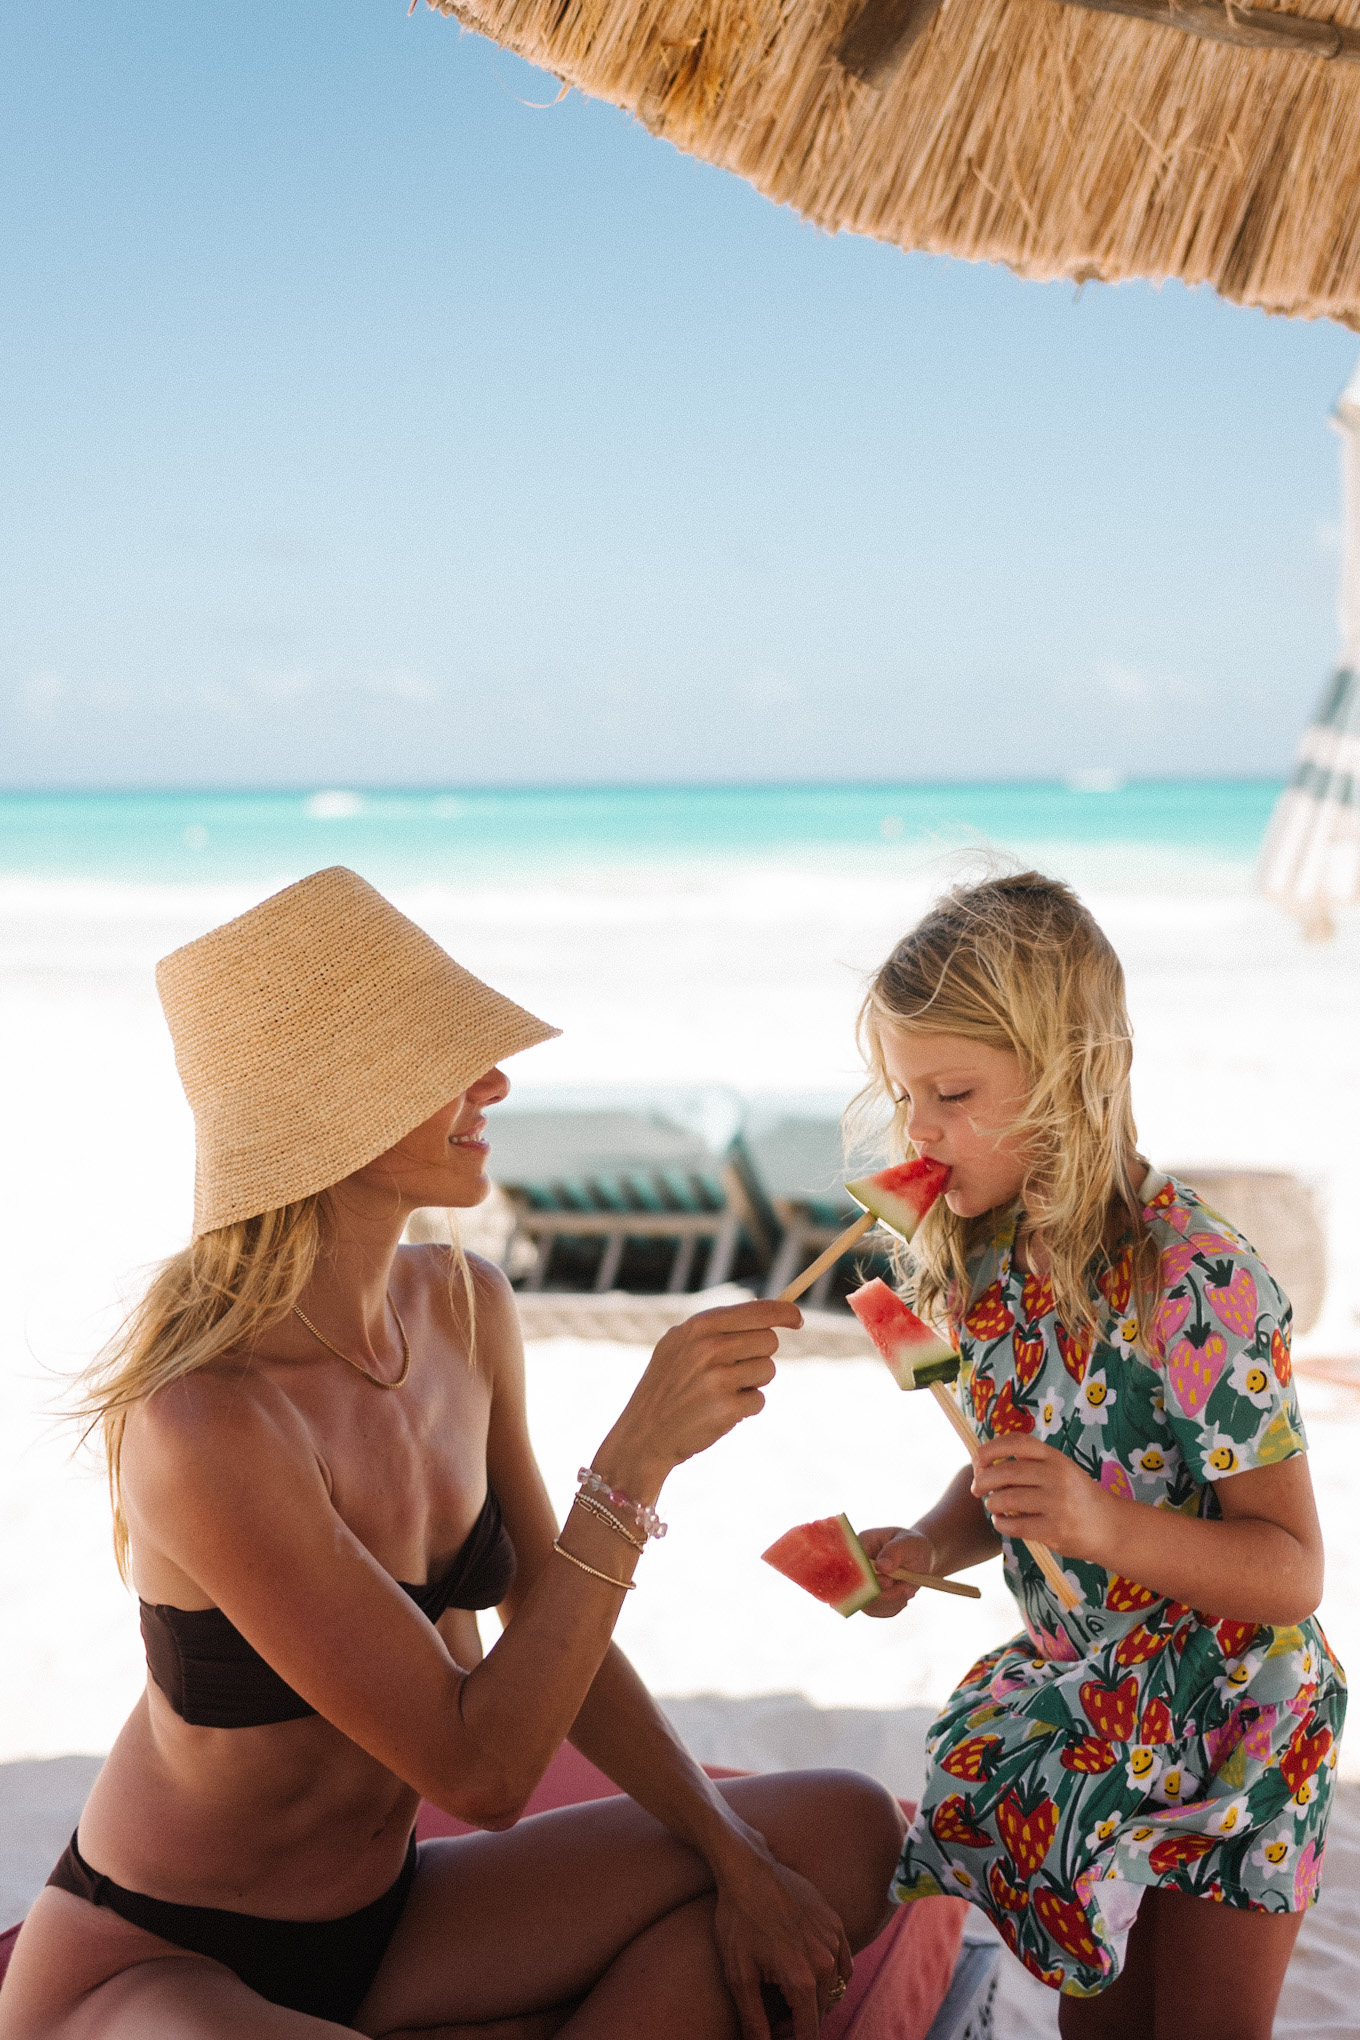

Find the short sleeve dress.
[{"left": 892, "top": 1173, "right": 1347, "bottom": 1998}]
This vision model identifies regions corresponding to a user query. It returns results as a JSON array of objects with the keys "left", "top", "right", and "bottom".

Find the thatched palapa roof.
[{"left": 430, "top": 0, "right": 1360, "bottom": 326}]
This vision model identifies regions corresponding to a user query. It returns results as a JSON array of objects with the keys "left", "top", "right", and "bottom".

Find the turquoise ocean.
[{"left": 0, "top": 779, "right": 1283, "bottom": 888}]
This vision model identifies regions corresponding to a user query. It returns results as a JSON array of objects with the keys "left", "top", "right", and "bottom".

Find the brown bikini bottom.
[{"left": 47, "top": 1828, "right": 419, "bottom": 2024}]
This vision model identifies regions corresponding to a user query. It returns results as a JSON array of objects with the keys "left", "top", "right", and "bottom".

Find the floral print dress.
[{"left": 893, "top": 1173, "right": 1346, "bottom": 1997}]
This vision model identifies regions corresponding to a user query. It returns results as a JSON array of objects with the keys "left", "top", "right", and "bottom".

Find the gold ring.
[{"left": 828, "top": 1977, "right": 848, "bottom": 2004}]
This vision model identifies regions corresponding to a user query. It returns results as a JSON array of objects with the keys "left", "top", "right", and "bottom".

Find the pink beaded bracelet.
[{"left": 577, "top": 1467, "right": 667, "bottom": 1541}]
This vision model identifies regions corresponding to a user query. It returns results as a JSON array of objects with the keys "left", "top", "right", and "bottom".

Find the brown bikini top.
[{"left": 139, "top": 1487, "right": 517, "bottom": 1728}]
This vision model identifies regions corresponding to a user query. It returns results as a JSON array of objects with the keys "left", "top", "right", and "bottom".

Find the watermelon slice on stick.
[
  {"left": 762, "top": 1513, "right": 882, "bottom": 1617},
  {"left": 770, "top": 1156, "right": 1080, "bottom": 1614},
  {"left": 762, "top": 1512, "right": 982, "bottom": 1605},
  {"left": 777, "top": 1156, "right": 950, "bottom": 1305},
  {"left": 848, "top": 1278, "right": 960, "bottom": 1389},
  {"left": 844, "top": 1285, "right": 1081, "bottom": 1614},
  {"left": 845, "top": 1158, "right": 952, "bottom": 1240}
]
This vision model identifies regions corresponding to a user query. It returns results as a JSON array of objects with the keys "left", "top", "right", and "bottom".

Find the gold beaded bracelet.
[
  {"left": 572, "top": 1489, "right": 647, "bottom": 1553},
  {"left": 552, "top": 1538, "right": 635, "bottom": 1591}
]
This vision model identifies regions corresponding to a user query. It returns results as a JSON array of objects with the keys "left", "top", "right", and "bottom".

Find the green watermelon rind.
[
  {"left": 896, "top": 1349, "right": 961, "bottom": 1390},
  {"left": 829, "top": 1515, "right": 882, "bottom": 1618},
  {"left": 847, "top": 1277, "right": 960, "bottom": 1390}
]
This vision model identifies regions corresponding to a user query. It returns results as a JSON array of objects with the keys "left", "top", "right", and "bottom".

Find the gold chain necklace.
[{"left": 292, "top": 1294, "right": 412, "bottom": 1390}]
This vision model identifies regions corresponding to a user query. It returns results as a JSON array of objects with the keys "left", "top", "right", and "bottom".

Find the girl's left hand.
[{"left": 972, "top": 1436, "right": 1114, "bottom": 1563}]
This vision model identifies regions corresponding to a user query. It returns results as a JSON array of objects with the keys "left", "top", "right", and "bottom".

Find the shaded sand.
[{"left": 3, "top": 1712, "right": 1356, "bottom": 2038}]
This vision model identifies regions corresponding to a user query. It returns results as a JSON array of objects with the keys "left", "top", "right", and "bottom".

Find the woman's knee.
[
  {"left": 720, "top": 1770, "right": 905, "bottom": 1943},
  {"left": 818, "top": 1772, "right": 907, "bottom": 1941}
]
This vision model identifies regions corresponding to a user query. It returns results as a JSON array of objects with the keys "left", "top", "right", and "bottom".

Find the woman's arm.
[
  {"left": 485, "top": 1279, "right": 854, "bottom": 2037},
  {"left": 856, "top": 1466, "right": 1002, "bottom": 1618},
  {"left": 121, "top": 1283, "right": 799, "bottom": 1831},
  {"left": 972, "top": 1437, "right": 1324, "bottom": 1624}
]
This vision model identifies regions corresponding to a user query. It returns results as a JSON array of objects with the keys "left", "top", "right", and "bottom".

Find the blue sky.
[{"left": 2, "top": 0, "right": 1357, "bottom": 788}]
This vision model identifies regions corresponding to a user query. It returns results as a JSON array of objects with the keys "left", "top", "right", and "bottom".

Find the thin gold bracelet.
[
  {"left": 552, "top": 1538, "right": 635, "bottom": 1591},
  {"left": 572, "top": 1490, "right": 647, "bottom": 1553}
]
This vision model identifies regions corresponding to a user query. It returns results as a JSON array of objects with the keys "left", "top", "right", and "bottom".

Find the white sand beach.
[
  {"left": 2, "top": 843, "right": 1358, "bottom": 2031},
  {"left": 3, "top": 857, "right": 1359, "bottom": 1752}
]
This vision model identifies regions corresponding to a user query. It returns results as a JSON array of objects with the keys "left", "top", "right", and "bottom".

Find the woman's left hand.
[
  {"left": 972, "top": 1435, "right": 1115, "bottom": 1563},
  {"left": 710, "top": 1839, "right": 852, "bottom": 2040}
]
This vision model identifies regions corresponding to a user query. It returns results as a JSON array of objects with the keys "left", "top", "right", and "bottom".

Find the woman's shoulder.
[
  {"left": 399, "top": 1236, "right": 514, "bottom": 1292},
  {"left": 120, "top": 1354, "right": 321, "bottom": 1545},
  {"left": 397, "top": 1241, "right": 523, "bottom": 1380}
]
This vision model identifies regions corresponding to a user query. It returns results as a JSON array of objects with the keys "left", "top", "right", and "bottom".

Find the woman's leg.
[
  {"left": 0, "top": 1899, "right": 357, "bottom": 2040},
  {"left": 1057, "top": 1887, "right": 1304, "bottom": 2040},
  {"left": 359, "top": 1770, "right": 904, "bottom": 2037},
  {"left": 0, "top": 1771, "right": 901, "bottom": 2040}
]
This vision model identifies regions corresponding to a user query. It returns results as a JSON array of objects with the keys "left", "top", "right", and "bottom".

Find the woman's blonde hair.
[
  {"left": 75, "top": 1199, "right": 477, "bottom": 1582},
  {"left": 853, "top": 871, "right": 1155, "bottom": 1342}
]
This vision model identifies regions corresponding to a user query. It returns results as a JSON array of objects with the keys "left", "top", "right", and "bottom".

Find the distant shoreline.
[
  {"left": 0, "top": 774, "right": 1290, "bottom": 798},
  {"left": 0, "top": 780, "right": 1283, "bottom": 894}
]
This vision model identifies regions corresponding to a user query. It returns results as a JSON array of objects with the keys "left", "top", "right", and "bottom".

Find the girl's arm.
[
  {"left": 857, "top": 1464, "right": 1002, "bottom": 1617},
  {"left": 973, "top": 1438, "right": 1324, "bottom": 1625}
]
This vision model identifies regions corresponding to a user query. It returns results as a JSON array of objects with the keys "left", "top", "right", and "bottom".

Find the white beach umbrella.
[{"left": 1258, "top": 359, "right": 1360, "bottom": 941}]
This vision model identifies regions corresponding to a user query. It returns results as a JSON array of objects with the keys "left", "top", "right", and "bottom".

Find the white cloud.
[{"left": 1099, "top": 661, "right": 1153, "bottom": 707}]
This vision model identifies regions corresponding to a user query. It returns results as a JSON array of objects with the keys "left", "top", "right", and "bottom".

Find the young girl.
[{"left": 856, "top": 872, "right": 1345, "bottom": 2040}]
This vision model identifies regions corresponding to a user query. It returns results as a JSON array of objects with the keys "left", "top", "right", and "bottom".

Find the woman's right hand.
[
  {"left": 596, "top": 1299, "right": 803, "bottom": 1499},
  {"left": 857, "top": 1526, "right": 937, "bottom": 1618}
]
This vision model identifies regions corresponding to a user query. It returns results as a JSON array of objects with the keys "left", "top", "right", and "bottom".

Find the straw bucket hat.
[{"left": 156, "top": 866, "right": 560, "bottom": 1236}]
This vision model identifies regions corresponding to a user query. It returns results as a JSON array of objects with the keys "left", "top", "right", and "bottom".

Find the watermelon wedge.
[
  {"left": 761, "top": 1512, "right": 882, "bottom": 1618},
  {"left": 845, "top": 1157, "right": 951, "bottom": 1241},
  {"left": 848, "top": 1278, "right": 960, "bottom": 1389}
]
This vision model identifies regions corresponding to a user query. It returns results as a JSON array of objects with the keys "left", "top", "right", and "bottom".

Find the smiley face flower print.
[{"left": 892, "top": 1176, "right": 1346, "bottom": 1995}]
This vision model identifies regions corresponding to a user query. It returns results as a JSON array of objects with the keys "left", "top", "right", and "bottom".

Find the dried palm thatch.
[{"left": 428, "top": 0, "right": 1360, "bottom": 325}]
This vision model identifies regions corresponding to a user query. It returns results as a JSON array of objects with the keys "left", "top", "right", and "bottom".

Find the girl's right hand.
[
  {"left": 858, "top": 1526, "right": 937, "bottom": 1618},
  {"left": 597, "top": 1299, "right": 803, "bottom": 1499}
]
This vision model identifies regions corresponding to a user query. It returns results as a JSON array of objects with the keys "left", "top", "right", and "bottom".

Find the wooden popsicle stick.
[
  {"left": 779, "top": 1209, "right": 875, "bottom": 1304},
  {"left": 927, "top": 1381, "right": 1081, "bottom": 1613},
  {"left": 884, "top": 1567, "right": 982, "bottom": 1600}
]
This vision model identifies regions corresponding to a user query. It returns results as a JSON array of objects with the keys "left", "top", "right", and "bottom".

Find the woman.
[{"left": 0, "top": 867, "right": 904, "bottom": 2040}]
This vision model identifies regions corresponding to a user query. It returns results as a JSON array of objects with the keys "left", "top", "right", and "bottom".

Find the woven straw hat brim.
[{"left": 156, "top": 866, "right": 560, "bottom": 1236}]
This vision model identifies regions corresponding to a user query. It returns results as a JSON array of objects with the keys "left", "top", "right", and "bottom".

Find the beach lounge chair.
[
  {"left": 0, "top": 1746, "right": 994, "bottom": 2036},
  {"left": 747, "top": 1113, "right": 893, "bottom": 1305},
  {"left": 486, "top": 1104, "right": 774, "bottom": 1294}
]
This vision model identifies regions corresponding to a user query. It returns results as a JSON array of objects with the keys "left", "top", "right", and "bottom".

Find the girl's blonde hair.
[
  {"left": 853, "top": 871, "right": 1155, "bottom": 1342},
  {"left": 75, "top": 1198, "right": 477, "bottom": 1582}
]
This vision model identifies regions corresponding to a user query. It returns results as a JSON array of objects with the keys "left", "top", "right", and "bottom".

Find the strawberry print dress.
[{"left": 892, "top": 1173, "right": 1346, "bottom": 1998}]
